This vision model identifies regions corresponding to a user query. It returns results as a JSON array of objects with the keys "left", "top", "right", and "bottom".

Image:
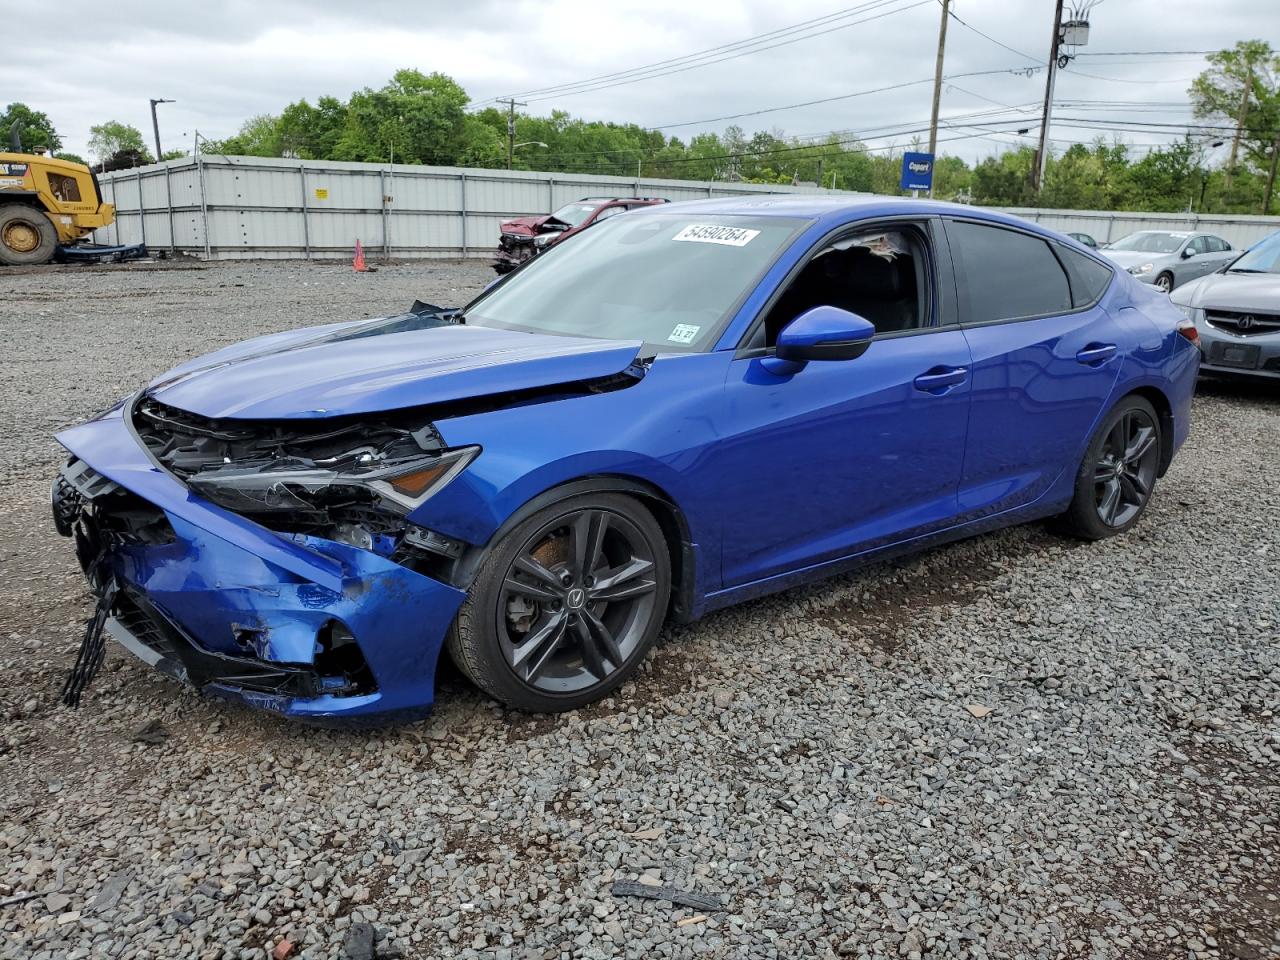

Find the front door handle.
[
  {"left": 913, "top": 366, "right": 968, "bottom": 394},
  {"left": 1076, "top": 343, "right": 1117, "bottom": 366}
]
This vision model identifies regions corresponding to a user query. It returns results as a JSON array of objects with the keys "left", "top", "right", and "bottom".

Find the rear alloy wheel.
[
  {"left": 0, "top": 204, "right": 58, "bottom": 266},
  {"left": 1058, "top": 396, "right": 1162, "bottom": 540},
  {"left": 448, "top": 493, "right": 671, "bottom": 711},
  {"left": 1154, "top": 272, "right": 1174, "bottom": 294}
]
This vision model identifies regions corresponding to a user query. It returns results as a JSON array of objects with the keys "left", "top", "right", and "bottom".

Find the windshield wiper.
[{"left": 1227, "top": 268, "right": 1268, "bottom": 274}]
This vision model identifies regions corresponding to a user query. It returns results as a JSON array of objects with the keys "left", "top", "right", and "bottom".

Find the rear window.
[
  {"left": 948, "top": 220, "right": 1072, "bottom": 324},
  {"left": 1055, "top": 244, "right": 1114, "bottom": 307}
]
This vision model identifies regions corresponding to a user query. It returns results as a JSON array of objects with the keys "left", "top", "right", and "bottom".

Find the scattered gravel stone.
[{"left": 1, "top": 260, "right": 1277, "bottom": 959}]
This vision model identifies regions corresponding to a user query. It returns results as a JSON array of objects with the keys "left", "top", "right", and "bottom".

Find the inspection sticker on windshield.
[
  {"left": 668, "top": 323, "right": 701, "bottom": 344},
  {"left": 673, "top": 224, "right": 760, "bottom": 247}
]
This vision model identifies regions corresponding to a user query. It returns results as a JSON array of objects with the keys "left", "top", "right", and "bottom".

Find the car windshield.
[
  {"left": 1107, "top": 231, "right": 1185, "bottom": 254},
  {"left": 1228, "top": 233, "right": 1280, "bottom": 274},
  {"left": 466, "top": 213, "right": 806, "bottom": 352},
  {"left": 549, "top": 202, "right": 601, "bottom": 227}
]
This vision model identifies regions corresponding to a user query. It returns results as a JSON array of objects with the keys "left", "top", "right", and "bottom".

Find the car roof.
[{"left": 623, "top": 193, "right": 1060, "bottom": 234}]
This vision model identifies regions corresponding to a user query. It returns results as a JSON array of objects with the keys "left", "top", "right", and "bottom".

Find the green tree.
[
  {"left": 1190, "top": 40, "right": 1279, "bottom": 173},
  {"left": 53, "top": 152, "right": 87, "bottom": 165},
  {"left": 208, "top": 114, "right": 281, "bottom": 156},
  {"left": 1, "top": 102, "right": 62, "bottom": 153},
  {"left": 972, "top": 147, "right": 1036, "bottom": 205},
  {"left": 277, "top": 96, "right": 348, "bottom": 159},
  {"left": 335, "top": 69, "right": 471, "bottom": 164},
  {"left": 88, "top": 121, "right": 152, "bottom": 163}
]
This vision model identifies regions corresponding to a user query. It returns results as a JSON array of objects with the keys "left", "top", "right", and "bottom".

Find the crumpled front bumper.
[{"left": 54, "top": 406, "right": 467, "bottom": 725}]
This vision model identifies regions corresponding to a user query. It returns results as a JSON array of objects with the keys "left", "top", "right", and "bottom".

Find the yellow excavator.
[{"left": 0, "top": 123, "right": 119, "bottom": 266}]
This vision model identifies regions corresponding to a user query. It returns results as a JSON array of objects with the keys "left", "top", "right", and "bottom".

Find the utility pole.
[
  {"left": 1264, "top": 131, "right": 1280, "bottom": 215},
  {"left": 926, "top": 0, "right": 951, "bottom": 188},
  {"left": 502, "top": 98, "right": 527, "bottom": 170},
  {"left": 150, "top": 98, "right": 174, "bottom": 161},
  {"left": 1032, "top": 0, "right": 1065, "bottom": 194},
  {"left": 1224, "top": 67, "right": 1254, "bottom": 192}
]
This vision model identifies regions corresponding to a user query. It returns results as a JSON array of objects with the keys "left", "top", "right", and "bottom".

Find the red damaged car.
[{"left": 493, "top": 196, "right": 668, "bottom": 273}]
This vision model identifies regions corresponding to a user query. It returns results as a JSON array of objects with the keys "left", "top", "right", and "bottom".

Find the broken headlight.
[{"left": 187, "top": 446, "right": 479, "bottom": 516}]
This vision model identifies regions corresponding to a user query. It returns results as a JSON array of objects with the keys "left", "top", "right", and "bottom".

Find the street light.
[{"left": 150, "top": 98, "right": 175, "bottom": 161}]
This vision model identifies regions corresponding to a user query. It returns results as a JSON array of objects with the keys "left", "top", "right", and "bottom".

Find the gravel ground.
[{"left": 0, "top": 260, "right": 1276, "bottom": 960}]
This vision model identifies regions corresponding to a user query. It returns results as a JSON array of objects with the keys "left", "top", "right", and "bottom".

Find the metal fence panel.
[{"left": 93, "top": 156, "right": 1279, "bottom": 260}]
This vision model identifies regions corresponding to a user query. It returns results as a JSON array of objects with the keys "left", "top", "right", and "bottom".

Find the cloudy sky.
[{"left": 5, "top": 0, "right": 1275, "bottom": 165}]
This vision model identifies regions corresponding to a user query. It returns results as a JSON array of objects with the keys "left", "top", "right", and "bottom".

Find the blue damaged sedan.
[{"left": 53, "top": 197, "right": 1199, "bottom": 723}]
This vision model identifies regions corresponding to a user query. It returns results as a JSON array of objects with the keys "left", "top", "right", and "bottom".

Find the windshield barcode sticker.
[
  {"left": 673, "top": 224, "right": 760, "bottom": 247},
  {"left": 668, "top": 324, "right": 701, "bottom": 344}
]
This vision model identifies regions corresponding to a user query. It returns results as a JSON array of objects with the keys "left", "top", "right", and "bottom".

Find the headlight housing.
[
  {"left": 187, "top": 446, "right": 479, "bottom": 516},
  {"left": 533, "top": 233, "right": 559, "bottom": 248},
  {"left": 1128, "top": 262, "right": 1155, "bottom": 275},
  {"left": 1172, "top": 302, "right": 1203, "bottom": 323}
]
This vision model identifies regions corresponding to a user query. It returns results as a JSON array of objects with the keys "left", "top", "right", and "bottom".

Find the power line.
[
  {"left": 939, "top": 0, "right": 1041, "bottom": 64},
  {"left": 482, "top": 108, "right": 1044, "bottom": 170},
  {"left": 472, "top": 0, "right": 928, "bottom": 107},
  {"left": 1075, "top": 50, "right": 1216, "bottom": 57},
  {"left": 1062, "top": 69, "right": 1197, "bottom": 84},
  {"left": 651, "top": 64, "right": 1041, "bottom": 130}
]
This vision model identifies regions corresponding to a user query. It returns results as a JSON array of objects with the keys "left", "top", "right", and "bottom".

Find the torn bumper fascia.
[{"left": 55, "top": 406, "right": 467, "bottom": 724}]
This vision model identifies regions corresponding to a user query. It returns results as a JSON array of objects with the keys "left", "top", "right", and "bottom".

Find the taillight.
[{"left": 1177, "top": 319, "right": 1199, "bottom": 345}]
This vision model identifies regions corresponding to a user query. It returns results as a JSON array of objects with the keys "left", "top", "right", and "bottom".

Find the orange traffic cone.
[{"left": 353, "top": 239, "right": 369, "bottom": 273}]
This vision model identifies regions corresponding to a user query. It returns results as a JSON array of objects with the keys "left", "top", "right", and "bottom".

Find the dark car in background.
[
  {"left": 493, "top": 196, "right": 667, "bottom": 273},
  {"left": 1067, "top": 231, "right": 1099, "bottom": 249},
  {"left": 1172, "top": 230, "right": 1280, "bottom": 380}
]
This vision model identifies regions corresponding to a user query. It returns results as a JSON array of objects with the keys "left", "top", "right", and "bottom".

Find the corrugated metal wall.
[{"left": 93, "top": 155, "right": 1280, "bottom": 259}]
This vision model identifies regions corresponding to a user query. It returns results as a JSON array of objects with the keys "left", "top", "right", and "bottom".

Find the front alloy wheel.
[{"left": 448, "top": 493, "right": 671, "bottom": 711}]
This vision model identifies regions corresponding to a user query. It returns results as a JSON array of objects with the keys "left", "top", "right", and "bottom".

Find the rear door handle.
[
  {"left": 913, "top": 366, "right": 968, "bottom": 393},
  {"left": 1076, "top": 343, "right": 1117, "bottom": 366}
]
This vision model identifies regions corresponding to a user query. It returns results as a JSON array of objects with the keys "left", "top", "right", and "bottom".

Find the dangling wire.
[{"left": 60, "top": 555, "right": 117, "bottom": 709}]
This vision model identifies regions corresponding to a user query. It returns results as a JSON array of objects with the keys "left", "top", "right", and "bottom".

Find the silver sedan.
[
  {"left": 1170, "top": 231, "right": 1280, "bottom": 380},
  {"left": 1101, "top": 230, "right": 1236, "bottom": 293}
]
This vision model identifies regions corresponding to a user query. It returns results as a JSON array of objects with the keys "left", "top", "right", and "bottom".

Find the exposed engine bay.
[{"left": 129, "top": 395, "right": 469, "bottom": 571}]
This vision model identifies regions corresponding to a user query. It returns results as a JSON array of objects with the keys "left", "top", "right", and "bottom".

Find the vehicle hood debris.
[
  {"left": 145, "top": 311, "right": 643, "bottom": 420},
  {"left": 500, "top": 214, "right": 564, "bottom": 237}
]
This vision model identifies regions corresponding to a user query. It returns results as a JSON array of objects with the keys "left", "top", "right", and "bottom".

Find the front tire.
[
  {"left": 448, "top": 492, "right": 671, "bottom": 712},
  {"left": 0, "top": 204, "right": 58, "bottom": 266},
  {"left": 1154, "top": 272, "right": 1174, "bottom": 294},
  {"left": 1058, "top": 396, "right": 1162, "bottom": 541}
]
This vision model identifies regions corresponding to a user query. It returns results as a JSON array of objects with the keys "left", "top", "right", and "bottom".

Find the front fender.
[{"left": 411, "top": 351, "right": 731, "bottom": 592}]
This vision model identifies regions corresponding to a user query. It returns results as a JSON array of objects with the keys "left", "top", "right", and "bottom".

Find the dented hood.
[
  {"left": 496, "top": 215, "right": 552, "bottom": 238},
  {"left": 146, "top": 317, "right": 642, "bottom": 420}
]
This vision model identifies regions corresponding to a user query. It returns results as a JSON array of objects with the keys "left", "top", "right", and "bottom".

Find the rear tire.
[
  {"left": 0, "top": 204, "right": 58, "bottom": 266},
  {"left": 1057, "top": 395, "right": 1162, "bottom": 541},
  {"left": 448, "top": 492, "right": 671, "bottom": 712}
]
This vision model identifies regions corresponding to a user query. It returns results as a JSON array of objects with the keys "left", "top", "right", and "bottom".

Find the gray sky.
[{"left": 5, "top": 0, "right": 1274, "bottom": 165}]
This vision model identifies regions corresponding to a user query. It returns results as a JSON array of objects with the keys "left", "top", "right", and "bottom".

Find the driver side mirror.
[
  {"left": 763, "top": 306, "right": 876, "bottom": 375},
  {"left": 1181, "top": 247, "right": 1195, "bottom": 259}
]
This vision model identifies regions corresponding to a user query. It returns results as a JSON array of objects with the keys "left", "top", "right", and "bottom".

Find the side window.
[
  {"left": 1188, "top": 236, "right": 1208, "bottom": 255},
  {"left": 47, "top": 173, "right": 82, "bottom": 203},
  {"left": 947, "top": 221, "right": 1072, "bottom": 324},
  {"left": 592, "top": 205, "right": 624, "bottom": 223},
  {"left": 760, "top": 226, "right": 930, "bottom": 347},
  {"left": 1055, "top": 243, "right": 1114, "bottom": 307},
  {"left": 1210, "top": 236, "right": 1230, "bottom": 252}
]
